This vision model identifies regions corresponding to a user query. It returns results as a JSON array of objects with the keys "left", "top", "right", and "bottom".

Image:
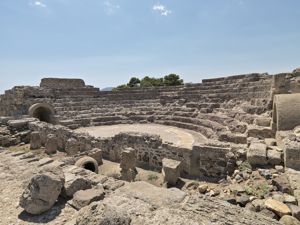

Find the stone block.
[
  {"left": 247, "top": 126, "right": 275, "bottom": 139},
  {"left": 71, "top": 188, "right": 105, "bottom": 210},
  {"left": 65, "top": 138, "right": 80, "bottom": 156},
  {"left": 45, "top": 134, "right": 57, "bottom": 154},
  {"left": 279, "top": 215, "right": 300, "bottom": 225},
  {"left": 265, "top": 198, "right": 291, "bottom": 217},
  {"left": 61, "top": 173, "right": 92, "bottom": 198},
  {"left": 272, "top": 175, "right": 293, "bottom": 194},
  {"left": 19, "top": 166, "right": 64, "bottom": 215},
  {"left": 284, "top": 141, "right": 300, "bottom": 170},
  {"left": 267, "top": 150, "right": 282, "bottom": 165},
  {"left": 88, "top": 148, "right": 103, "bottom": 165},
  {"left": 255, "top": 117, "right": 271, "bottom": 127},
  {"left": 120, "top": 148, "right": 136, "bottom": 170},
  {"left": 265, "top": 138, "right": 277, "bottom": 146},
  {"left": 247, "top": 142, "right": 267, "bottom": 166},
  {"left": 30, "top": 131, "right": 41, "bottom": 150},
  {"left": 162, "top": 158, "right": 182, "bottom": 185}
]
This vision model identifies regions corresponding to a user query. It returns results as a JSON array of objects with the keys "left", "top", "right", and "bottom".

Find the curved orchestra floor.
[{"left": 76, "top": 123, "right": 207, "bottom": 149}]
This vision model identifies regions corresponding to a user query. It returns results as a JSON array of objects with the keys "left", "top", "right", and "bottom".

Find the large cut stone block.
[
  {"left": 284, "top": 141, "right": 300, "bottom": 170},
  {"left": 30, "top": 131, "right": 41, "bottom": 150},
  {"left": 247, "top": 142, "right": 267, "bottom": 166},
  {"left": 120, "top": 148, "right": 136, "bottom": 170},
  {"left": 162, "top": 158, "right": 182, "bottom": 185},
  {"left": 45, "top": 134, "right": 57, "bottom": 154}
]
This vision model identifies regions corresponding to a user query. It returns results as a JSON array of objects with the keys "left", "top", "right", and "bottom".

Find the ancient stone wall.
[
  {"left": 40, "top": 78, "right": 86, "bottom": 89},
  {"left": 28, "top": 121, "right": 235, "bottom": 178}
]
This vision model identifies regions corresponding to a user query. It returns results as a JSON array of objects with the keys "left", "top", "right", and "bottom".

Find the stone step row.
[{"left": 65, "top": 88, "right": 271, "bottom": 102}]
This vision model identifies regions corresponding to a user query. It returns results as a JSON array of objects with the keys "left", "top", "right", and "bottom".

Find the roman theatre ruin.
[{"left": 1, "top": 70, "right": 300, "bottom": 224}]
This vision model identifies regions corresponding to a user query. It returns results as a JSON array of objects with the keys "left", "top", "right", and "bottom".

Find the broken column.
[
  {"left": 162, "top": 158, "right": 182, "bottom": 186},
  {"left": 30, "top": 131, "right": 41, "bottom": 150},
  {"left": 45, "top": 134, "right": 57, "bottom": 154},
  {"left": 120, "top": 147, "right": 137, "bottom": 182}
]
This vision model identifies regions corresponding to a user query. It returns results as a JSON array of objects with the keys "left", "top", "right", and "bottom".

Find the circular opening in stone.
[
  {"left": 32, "top": 107, "right": 52, "bottom": 123},
  {"left": 29, "top": 103, "right": 55, "bottom": 124},
  {"left": 83, "top": 162, "right": 96, "bottom": 172}
]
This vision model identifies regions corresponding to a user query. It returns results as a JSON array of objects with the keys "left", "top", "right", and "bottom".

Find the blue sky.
[{"left": 0, "top": 0, "right": 300, "bottom": 93}]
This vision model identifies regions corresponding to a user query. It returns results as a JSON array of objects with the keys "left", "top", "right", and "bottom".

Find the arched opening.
[
  {"left": 29, "top": 103, "right": 55, "bottom": 124},
  {"left": 75, "top": 156, "right": 99, "bottom": 174},
  {"left": 83, "top": 162, "right": 96, "bottom": 172}
]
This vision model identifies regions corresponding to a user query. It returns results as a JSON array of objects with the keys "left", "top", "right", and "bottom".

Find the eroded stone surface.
[{"left": 19, "top": 166, "right": 65, "bottom": 215}]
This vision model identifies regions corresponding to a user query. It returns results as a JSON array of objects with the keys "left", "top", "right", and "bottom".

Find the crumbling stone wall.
[{"left": 28, "top": 121, "right": 236, "bottom": 178}]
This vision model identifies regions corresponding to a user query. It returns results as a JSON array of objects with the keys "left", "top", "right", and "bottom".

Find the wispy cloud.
[
  {"left": 32, "top": 1, "right": 47, "bottom": 8},
  {"left": 104, "top": 1, "right": 120, "bottom": 15},
  {"left": 153, "top": 4, "right": 172, "bottom": 16}
]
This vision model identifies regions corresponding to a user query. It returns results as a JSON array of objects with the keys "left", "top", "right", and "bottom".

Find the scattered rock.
[
  {"left": 236, "top": 195, "right": 250, "bottom": 207},
  {"left": 245, "top": 202, "right": 255, "bottom": 211},
  {"left": 252, "top": 199, "right": 266, "bottom": 212},
  {"left": 71, "top": 188, "right": 105, "bottom": 210},
  {"left": 272, "top": 193, "right": 285, "bottom": 202},
  {"left": 228, "top": 184, "right": 245, "bottom": 194},
  {"left": 258, "top": 169, "right": 272, "bottom": 179},
  {"left": 198, "top": 184, "right": 208, "bottom": 194},
  {"left": 19, "top": 166, "right": 65, "bottom": 215},
  {"left": 62, "top": 173, "right": 92, "bottom": 198},
  {"left": 265, "top": 198, "right": 292, "bottom": 217},
  {"left": 208, "top": 189, "right": 220, "bottom": 197},
  {"left": 260, "top": 208, "right": 279, "bottom": 219},
  {"left": 279, "top": 215, "right": 300, "bottom": 225},
  {"left": 272, "top": 175, "right": 293, "bottom": 194},
  {"left": 288, "top": 204, "right": 300, "bottom": 221},
  {"left": 284, "top": 194, "right": 298, "bottom": 205}
]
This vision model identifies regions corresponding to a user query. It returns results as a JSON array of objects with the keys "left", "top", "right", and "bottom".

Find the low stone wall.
[{"left": 28, "top": 121, "right": 235, "bottom": 178}]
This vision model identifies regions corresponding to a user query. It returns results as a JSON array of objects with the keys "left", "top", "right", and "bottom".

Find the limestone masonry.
[{"left": 1, "top": 69, "right": 300, "bottom": 224}]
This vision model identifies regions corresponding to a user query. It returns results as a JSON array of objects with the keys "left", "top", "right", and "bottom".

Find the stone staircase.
[{"left": 48, "top": 73, "right": 273, "bottom": 145}]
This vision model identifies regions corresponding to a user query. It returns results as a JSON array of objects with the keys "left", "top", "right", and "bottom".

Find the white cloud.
[
  {"left": 104, "top": 1, "right": 120, "bottom": 15},
  {"left": 153, "top": 4, "right": 172, "bottom": 16},
  {"left": 33, "top": 1, "right": 47, "bottom": 8}
]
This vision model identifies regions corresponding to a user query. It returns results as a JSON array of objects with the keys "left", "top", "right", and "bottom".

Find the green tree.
[
  {"left": 140, "top": 76, "right": 163, "bottom": 87},
  {"left": 127, "top": 77, "right": 141, "bottom": 87},
  {"left": 163, "top": 74, "right": 183, "bottom": 86}
]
